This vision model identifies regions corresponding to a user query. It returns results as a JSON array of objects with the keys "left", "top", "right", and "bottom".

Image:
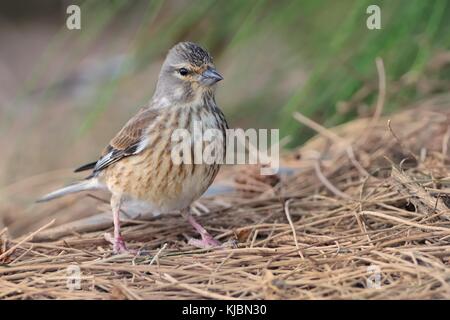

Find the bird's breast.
[{"left": 104, "top": 102, "right": 227, "bottom": 214}]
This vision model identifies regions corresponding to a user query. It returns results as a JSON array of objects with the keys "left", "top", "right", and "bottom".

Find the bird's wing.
[{"left": 75, "top": 107, "right": 159, "bottom": 175}]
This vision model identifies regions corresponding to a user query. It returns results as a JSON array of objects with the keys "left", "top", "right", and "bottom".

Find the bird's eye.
[{"left": 178, "top": 68, "right": 189, "bottom": 76}]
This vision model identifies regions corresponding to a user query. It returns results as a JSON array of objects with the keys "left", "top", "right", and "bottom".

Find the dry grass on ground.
[{"left": 1, "top": 94, "right": 450, "bottom": 299}]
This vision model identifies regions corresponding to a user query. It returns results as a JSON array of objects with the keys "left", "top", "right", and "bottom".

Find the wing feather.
[{"left": 76, "top": 107, "right": 159, "bottom": 176}]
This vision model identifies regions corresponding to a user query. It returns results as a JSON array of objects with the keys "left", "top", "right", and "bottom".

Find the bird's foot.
[
  {"left": 188, "top": 232, "right": 222, "bottom": 249},
  {"left": 184, "top": 211, "right": 237, "bottom": 249},
  {"left": 104, "top": 233, "right": 137, "bottom": 255}
]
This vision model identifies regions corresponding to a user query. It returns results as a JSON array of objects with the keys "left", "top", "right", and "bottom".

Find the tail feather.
[{"left": 36, "top": 179, "right": 101, "bottom": 203}]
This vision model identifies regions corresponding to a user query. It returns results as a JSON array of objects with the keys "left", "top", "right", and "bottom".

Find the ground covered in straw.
[{"left": 1, "top": 95, "right": 450, "bottom": 299}]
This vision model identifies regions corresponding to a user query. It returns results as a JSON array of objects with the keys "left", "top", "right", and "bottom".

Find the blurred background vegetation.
[{"left": 0, "top": 0, "right": 449, "bottom": 188}]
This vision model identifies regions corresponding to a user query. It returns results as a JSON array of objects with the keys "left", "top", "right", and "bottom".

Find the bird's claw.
[
  {"left": 188, "top": 238, "right": 220, "bottom": 249},
  {"left": 104, "top": 233, "right": 137, "bottom": 255},
  {"left": 188, "top": 234, "right": 237, "bottom": 249}
]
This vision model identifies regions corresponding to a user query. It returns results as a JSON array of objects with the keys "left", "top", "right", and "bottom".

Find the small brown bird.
[{"left": 38, "top": 42, "right": 228, "bottom": 253}]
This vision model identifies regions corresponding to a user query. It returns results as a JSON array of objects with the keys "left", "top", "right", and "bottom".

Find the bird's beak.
[{"left": 200, "top": 67, "right": 223, "bottom": 86}]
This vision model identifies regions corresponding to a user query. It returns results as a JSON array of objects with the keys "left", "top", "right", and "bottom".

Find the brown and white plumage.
[{"left": 38, "top": 42, "right": 228, "bottom": 253}]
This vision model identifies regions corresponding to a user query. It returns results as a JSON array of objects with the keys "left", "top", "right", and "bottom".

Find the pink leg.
[
  {"left": 104, "top": 194, "right": 135, "bottom": 254},
  {"left": 182, "top": 209, "right": 221, "bottom": 248}
]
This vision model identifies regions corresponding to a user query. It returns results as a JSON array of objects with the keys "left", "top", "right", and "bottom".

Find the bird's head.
[{"left": 154, "top": 42, "right": 223, "bottom": 105}]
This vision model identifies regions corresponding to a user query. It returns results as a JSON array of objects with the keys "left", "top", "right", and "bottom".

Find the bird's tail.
[{"left": 36, "top": 178, "right": 101, "bottom": 203}]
